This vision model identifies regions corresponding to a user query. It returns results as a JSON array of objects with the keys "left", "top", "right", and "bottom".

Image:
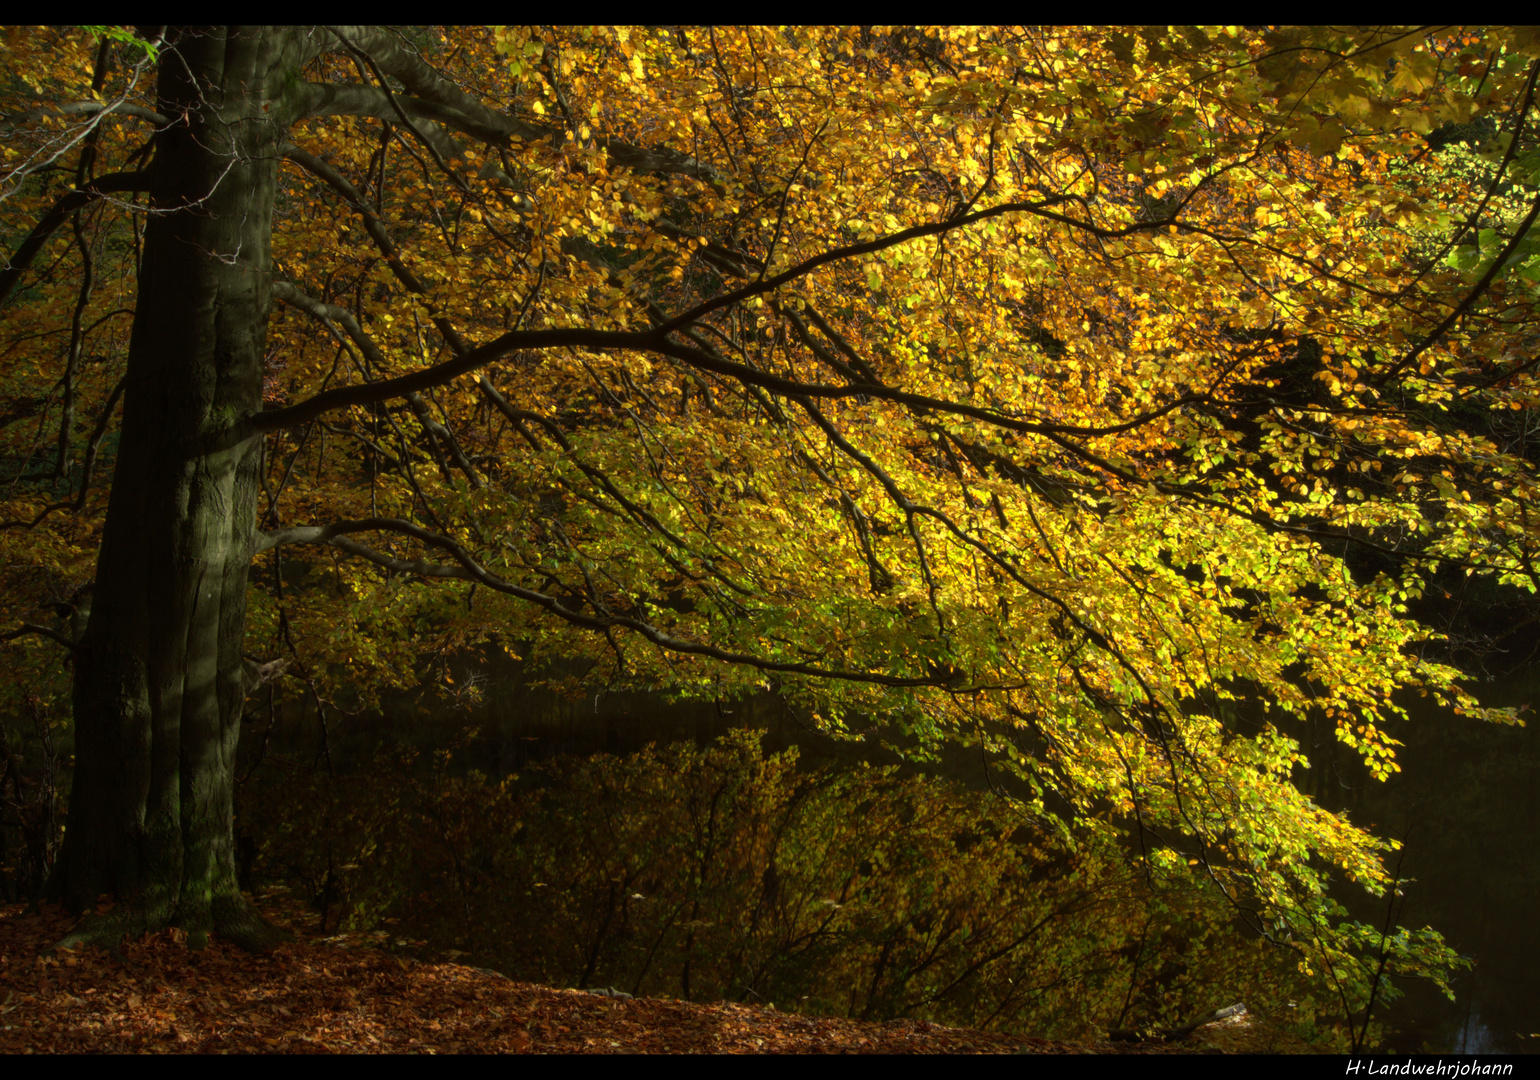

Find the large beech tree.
[{"left": 1, "top": 25, "right": 1538, "bottom": 1003}]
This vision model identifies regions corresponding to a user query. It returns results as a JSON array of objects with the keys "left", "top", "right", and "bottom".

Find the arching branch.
[
  {"left": 0, "top": 171, "right": 148, "bottom": 306},
  {"left": 251, "top": 253, "right": 1203, "bottom": 442},
  {"left": 0, "top": 100, "right": 170, "bottom": 132},
  {"left": 324, "top": 27, "right": 547, "bottom": 145},
  {"left": 256, "top": 517, "right": 978, "bottom": 690},
  {"left": 2, "top": 623, "right": 76, "bottom": 651},
  {"left": 289, "top": 84, "right": 472, "bottom": 163},
  {"left": 305, "top": 28, "right": 728, "bottom": 186},
  {"left": 271, "top": 281, "right": 483, "bottom": 487}
]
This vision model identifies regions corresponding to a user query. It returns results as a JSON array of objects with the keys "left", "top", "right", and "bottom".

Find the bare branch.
[
  {"left": 2, "top": 623, "right": 76, "bottom": 651},
  {"left": 0, "top": 100, "right": 170, "bottom": 132},
  {"left": 307, "top": 29, "right": 727, "bottom": 188},
  {"left": 290, "top": 83, "right": 531, "bottom": 144},
  {"left": 289, "top": 83, "right": 469, "bottom": 163},
  {"left": 0, "top": 171, "right": 148, "bottom": 307},
  {"left": 325, "top": 27, "right": 548, "bottom": 145},
  {"left": 271, "top": 280, "right": 389, "bottom": 368},
  {"left": 0, "top": 35, "right": 161, "bottom": 200},
  {"left": 0, "top": 375, "right": 126, "bottom": 531}
]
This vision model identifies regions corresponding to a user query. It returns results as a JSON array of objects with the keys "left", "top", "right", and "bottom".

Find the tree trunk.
[{"left": 48, "top": 27, "right": 301, "bottom": 949}]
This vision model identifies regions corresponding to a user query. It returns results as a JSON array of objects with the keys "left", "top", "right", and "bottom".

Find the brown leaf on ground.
[{"left": 0, "top": 901, "right": 1305, "bottom": 1054}]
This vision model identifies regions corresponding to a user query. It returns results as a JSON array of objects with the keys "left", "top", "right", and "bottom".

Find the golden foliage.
[{"left": 3, "top": 25, "right": 1538, "bottom": 1025}]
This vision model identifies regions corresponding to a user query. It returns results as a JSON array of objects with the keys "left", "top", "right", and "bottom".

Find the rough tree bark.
[
  {"left": 41, "top": 24, "right": 541, "bottom": 950},
  {"left": 48, "top": 27, "right": 311, "bottom": 950}
]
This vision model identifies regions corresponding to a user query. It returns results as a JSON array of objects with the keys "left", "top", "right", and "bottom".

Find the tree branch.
[
  {"left": 290, "top": 82, "right": 530, "bottom": 147},
  {"left": 307, "top": 29, "right": 727, "bottom": 187},
  {"left": 0, "top": 171, "right": 149, "bottom": 306},
  {"left": 1372, "top": 187, "right": 1540, "bottom": 388},
  {"left": 256, "top": 517, "right": 971, "bottom": 689},
  {"left": 289, "top": 83, "right": 468, "bottom": 163},
  {"left": 325, "top": 27, "right": 548, "bottom": 145},
  {"left": 2, "top": 623, "right": 76, "bottom": 651},
  {"left": 249, "top": 309, "right": 1201, "bottom": 443},
  {"left": 0, "top": 100, "right": 170, "bottom": 132}
]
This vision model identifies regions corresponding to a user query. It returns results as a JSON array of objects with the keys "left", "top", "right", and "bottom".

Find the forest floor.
[{"left": 0, "top": 897, "right": 1317, "bottom": 1054}]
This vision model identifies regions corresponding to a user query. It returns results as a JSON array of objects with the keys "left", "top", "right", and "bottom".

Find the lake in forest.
[{"left": 1336, "top": 668, "right": 1540, "bottom": 1055}]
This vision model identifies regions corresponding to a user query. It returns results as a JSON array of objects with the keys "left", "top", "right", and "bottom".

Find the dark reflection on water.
[
  {"left": 235, "top": 662, "right": 1539, "bottom": 1051},
  {"left": 1342, "top": 670, "right": 1540, "bottom": 1055}
]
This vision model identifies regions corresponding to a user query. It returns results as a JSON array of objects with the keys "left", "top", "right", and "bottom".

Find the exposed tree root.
[
  {"left": 48, "top": 906, "right": 147, "bottom": 965},
  {"left": 49, "top": 895, "right": 292, "bottom": 961},
  {"left": 204, "top": 895, "right": 294, "bottom": 952}
]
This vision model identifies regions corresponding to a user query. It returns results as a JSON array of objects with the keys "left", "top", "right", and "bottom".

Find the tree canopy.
[{"left": 2, "top": 25, "right": 1538, "bottom": 1026}]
